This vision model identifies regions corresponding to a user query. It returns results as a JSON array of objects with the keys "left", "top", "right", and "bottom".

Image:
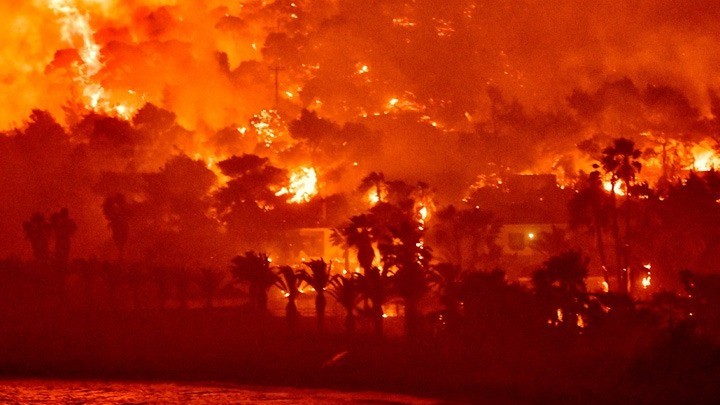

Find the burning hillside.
[{"left": 2, "top": 0, "right": 720, "bottom": 265}]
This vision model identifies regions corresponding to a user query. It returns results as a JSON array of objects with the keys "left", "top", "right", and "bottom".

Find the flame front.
[
  {"left": 276, "top": 167, "right": 318, "bottom": 204},
  {"left": 47, "top": 0, "right": 135, "bottom": 118}
]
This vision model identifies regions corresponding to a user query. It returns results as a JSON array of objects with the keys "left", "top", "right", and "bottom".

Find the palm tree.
[
  {"left": 230, "top": 251, "right": 278, "bottom": 314},
  {"left": 328, "top": 273, "right": 363, "bottom": 336},
  {"left": 332, "top": 214, "right": 376, "bottom": 273},
  {"left": 394, "top": 261, "right": 433, "bottom": 339},
  {"left": 359, "top": 171, "right": 386, "bottom": 203},
  {"left": 102, "top": 194, "right": 130, "bottom": 261},
  {"left": 569, "top": 171, "right": 611, "bottom": 289},
  {"left": 381, "top": 206, "right": 433, "bottom": 339},
  {"left": 199, "top": 267, "right": 223, "bottom": 309},
  {"left": 298, "top": 258, "right": 331, "bottom": 332},
  {"left": 49, "top": 208, "right": 77, "bottom": 266},
  {"left": 23, "top": 212, "right": 51, "bottom": 262},
  {"left": 276, "top": 265, "right": 302, "bottom": 332},
  {"left": 361, "top": 266, "right": 392, "bottom": 338},
  {"left": 430, "top": 205, "right": 502, "bottom": 271},
  {"left": 432, "top": 262, "right": 463, "bottom": 327},
  {"left": 532, "top": 250, "right": 589, "bottom": 331},
  {"left": 600, "top": 138, "right": 642, "bottom": 293}
]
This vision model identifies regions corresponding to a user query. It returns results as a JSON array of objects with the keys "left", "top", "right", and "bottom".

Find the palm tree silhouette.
[
  {"left": 230, "top": 251, "right": 278, "bottom": 314},
  {"left": 298, "top": 258, "right": 331, "bottom": 332},
  {"left": 199, "top": 267, "right": 223, "bottom": 309},
  {"left": 333, "top": 214, "right": 376, "bottom": 273},
  {"left": 102, "top": 194, "right": 130, "bottom": 261},
  {"left": 359, "top": 172, "right": 386, "bottom": 203},
  {"left": 275, "top": 265, "right": 302, "bottom": 332},
  {"left": 431, "top": 205, "right": 501, "bottom": 271},
  {"left": 569, "top": 171, "right": 611, "bottom": 288},
  {"left": 432, "top": 262, "right": 463, "bottom": 328},
  {"left": 600, "top": 138, "right": 642, "bottom": 293},
  {"left": 50, "top": 208, "right": 77, "bottom": 265},
  {"left": 328, "top": 273, "right": 363, "bottom": 337},
  {"left": 23, "top": 213, "right": 51, "bottom": 262},
  {"left": 532, "top": 250, "right": 589, "bottom": 331},
  {"left": 394, "top": 261, "right": 433, "bottom": 339},
  {"left": 361, "top": 265, "right": 392, "bottom": 338}
]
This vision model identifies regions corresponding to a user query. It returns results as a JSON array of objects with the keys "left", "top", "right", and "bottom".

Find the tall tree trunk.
[
  {"left": 610, "top": 185, "right": 626, "bottom": 294},
  {"left": 316, "top": 292, "right": 326, "bottom": 332},
  {"left": 623, "top": 192, "right": 632, "bottom": 294},
  {"left": 286, "top": 299, "right": 298, "bottom": 333},
  {"left": 595, "top": 225, "right": 609, "bottom": 289},
  {"left": 345, "top": 311, "right": 355, "bottom": 337},
  {"left": 373, "top": 308, "right": 384, "bottom": 338},
  {"left": 405, "top": 299, "right": 421, "bottom": 340}
]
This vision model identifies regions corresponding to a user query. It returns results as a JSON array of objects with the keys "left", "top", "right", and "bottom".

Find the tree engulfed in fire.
[{"left": 276, "top": 166, "right": 318, "bottom": 203}]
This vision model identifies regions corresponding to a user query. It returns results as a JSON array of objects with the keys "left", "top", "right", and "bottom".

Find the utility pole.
[
  {"left": 269, "top": 17, "right": 285, "bottom": 109},
  {"left": 269, "top": 64, "right": 285, "bottom": 109}
]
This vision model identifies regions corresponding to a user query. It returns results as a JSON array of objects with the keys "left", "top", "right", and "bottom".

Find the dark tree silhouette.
[
  {"left": 23, "top": 213, "right": 51, "bottom": 262},
  {"left": 394, "top": 261, "right": 433, "bottom": 339},
  {"left": 458, "top": 269, "right": 516, "bottom": 331},
  {"left": 532, "top": 250, "right": 590, "bottom": 331},
  {"left": 50, "top": 208, "right": 77, "bottom": 265},
  {"left": 359, "top": 171, "right": 386, "bottom": 203},
  {"left": 361, "top": 266, "right": 392, "bottom": 338},
  {"left": 430, "top": 205, "right": 501, "bottom": 271},
  {"left": 102, "top": 194, "right": 131, "bottom": 261},
  {"left": 298, "top": 258, "right": 331, "bottom": 332},
  {"left": 230, "top": 251, "right": 278, "bottom": 314},
  {"left": 214, "top": 154, "right": 287, "bottom": 245},
  {"left": 328, "top": 273, "right": 363, "bottom": 337},
  {"left": 569, "top": 170, "right": 611, "bottom": 288},
  {"left": 333, "top": 214, "right": 376, "bottom": 273},
  {"left": 600, "top": 138, "right": 642, "bottom": 293},
  {"left": 432, "top": 262, "right": 463, "bottom": 328},
  {"left": 289, "top": 109, "right": 339, "bottom": 155},
  {"left": 276, "top": 265, "right": 302, "bottom": 332},
  {"left": 199, "top": 267, "right": 224, "bottom": 309}
]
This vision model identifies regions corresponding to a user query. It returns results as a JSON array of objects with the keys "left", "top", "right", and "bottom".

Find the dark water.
[{"left": 0, "top": 380, "right": 445, "bottom": 404}]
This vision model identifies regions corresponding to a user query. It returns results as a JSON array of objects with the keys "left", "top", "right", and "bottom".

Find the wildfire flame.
[
  {"left": 603, "top": 180, "right": 625, "bottom": 196},
  {"left": 641, "top": 275, "right": 651, "bottom": 288},
  {"left": 690, "top": 143, "right": 720, "bottom": 171},
  {"left": 367, "top": 186, "right": 387, "bottom": 206},
  {"left": 276, "top": 167, "right": 318, "bottom": 204},
  {"left": 641, "top": 263, "right": 651, "bottom": 289},
  {"left": 48, "top": 0, "right": 135, "bottom": 118}
]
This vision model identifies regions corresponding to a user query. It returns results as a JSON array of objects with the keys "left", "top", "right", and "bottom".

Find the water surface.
[{"left": 0, "top": 380, "right": 446, "bottom": 404}]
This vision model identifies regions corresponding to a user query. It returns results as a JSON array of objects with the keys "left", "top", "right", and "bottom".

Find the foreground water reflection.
[{"left": 0, "top": 380, "right": 446, "bottom": 404}]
